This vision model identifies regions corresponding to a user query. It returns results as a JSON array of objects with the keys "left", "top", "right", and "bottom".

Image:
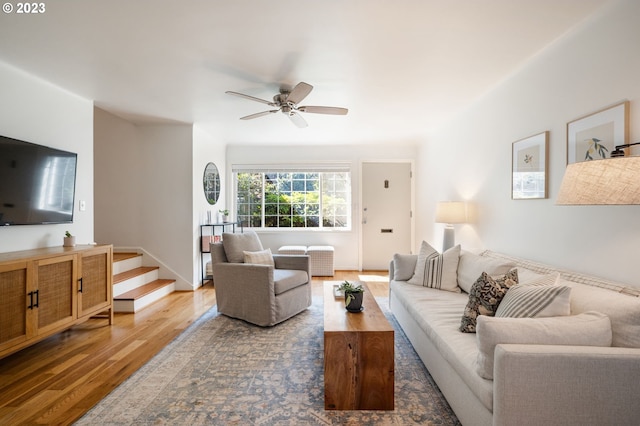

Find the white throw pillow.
[
  {"left": 475, "top": 311, "right": 612, "bottom": 379},
  {"left": 407, "top": 241, "right": 461, "bottom": 292},
  {"left": 457, "top": 251, "right": 516, "bottom": 293},
  {"left": 243, "top": 248, "right": 274, "bottom": 267}
]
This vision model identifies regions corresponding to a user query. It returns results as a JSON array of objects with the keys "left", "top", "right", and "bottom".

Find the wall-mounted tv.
[{"left": 0, "top": 134, "right": 77, "bottom": 226}]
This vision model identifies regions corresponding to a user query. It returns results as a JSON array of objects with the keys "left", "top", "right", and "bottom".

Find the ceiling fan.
[{"left": 226, "top": 82, "right": 348, "bottom": 128}]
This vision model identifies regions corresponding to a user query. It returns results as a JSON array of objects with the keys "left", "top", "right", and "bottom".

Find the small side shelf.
[{"left": 200, "top": 222, "right": 241, "bottom": 285}]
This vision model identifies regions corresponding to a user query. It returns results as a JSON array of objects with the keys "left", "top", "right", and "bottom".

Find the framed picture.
[
  {"left": 566, "top": 101, "right": 629, "bottom": 164},
  {"left": 512, "top": 131, "right": 548, "bottom": 200}
]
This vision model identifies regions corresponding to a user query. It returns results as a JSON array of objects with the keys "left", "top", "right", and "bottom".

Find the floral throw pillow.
[{"left": 459, "top": 269, "right": 519, "bottom": 333}]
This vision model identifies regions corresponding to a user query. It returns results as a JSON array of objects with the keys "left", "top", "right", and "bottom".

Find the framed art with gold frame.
[{"left": 566, "top": 101, "right": 629, "bottom": 164}]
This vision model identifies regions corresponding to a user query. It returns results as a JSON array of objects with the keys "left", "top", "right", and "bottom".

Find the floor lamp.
[{"left": 435, "top": 201, "right": 467, "bottom": 251}]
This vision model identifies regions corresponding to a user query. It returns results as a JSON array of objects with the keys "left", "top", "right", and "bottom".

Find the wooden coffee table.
[{"left": 323, "top": 281, "right": 394, "bottom": 410}]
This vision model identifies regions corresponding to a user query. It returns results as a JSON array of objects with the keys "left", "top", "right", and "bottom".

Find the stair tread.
[
  {"left": 114, "top": 279, "right": 175, "bottom": 300},
  {"left": 113, "top": 252, "right": 142, "bottom": 263},
  {"left": 113, "top": 266, "right": 159, "bottom": 284}
]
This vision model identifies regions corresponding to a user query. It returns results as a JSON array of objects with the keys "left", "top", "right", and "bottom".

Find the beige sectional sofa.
[{"left": 389, "top": 248, "right": 640, "bottom": 426}]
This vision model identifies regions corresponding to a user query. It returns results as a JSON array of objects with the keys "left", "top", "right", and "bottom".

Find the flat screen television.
[{"left": 0, "top": 134, "right": 77, "bottom": 226}]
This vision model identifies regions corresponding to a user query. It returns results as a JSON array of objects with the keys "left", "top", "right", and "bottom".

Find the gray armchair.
[{"left": 211, "top": 231, "right": 311, "bottom": 326}]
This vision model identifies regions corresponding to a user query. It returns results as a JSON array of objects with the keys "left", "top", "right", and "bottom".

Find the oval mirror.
[{"left": 203, "top": 162, "right": 220, "bottom": 205}]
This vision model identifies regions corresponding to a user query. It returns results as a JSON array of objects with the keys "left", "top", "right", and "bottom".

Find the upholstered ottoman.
[
  {"left": 278, "top": 245, "right": 307, "bottom": 255},
  {"left": 307, "top": 245, "right": 335, "bottom": 276}
]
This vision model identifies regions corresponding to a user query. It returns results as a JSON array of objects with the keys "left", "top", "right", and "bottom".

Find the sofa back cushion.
[
  {"left": 457, "top": 251, "right": 516, "bottom": 293},
  {"left": 222, "top": 231, "right": 264, "bottom": 263},
  {"left": 565, "top": 279, "right": 640, "bottom": 348},
  {"left": 393, "top": 253, "right": 418, "bottom": 281},
  {"left": 479, "top": 250, "right": 640, "bottom": 348}
]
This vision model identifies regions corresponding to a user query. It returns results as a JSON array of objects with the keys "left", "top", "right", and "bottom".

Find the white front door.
[{"left": 361, "top": 162, "right": 412, "bottom": 270}]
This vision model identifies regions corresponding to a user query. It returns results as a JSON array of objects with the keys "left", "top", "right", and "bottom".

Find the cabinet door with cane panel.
[
  {"left": 78, "top": 245, "right": 112, "bottom": 320},
  {"left": 0, "top": 261, "right": 32, "bottom": 354},
  {"left": 33, "top": 254, "right": 77, "bottom": 336}
]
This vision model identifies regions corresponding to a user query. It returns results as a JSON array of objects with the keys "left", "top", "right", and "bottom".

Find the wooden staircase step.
[
  {"left": 113, "top": 252, "right": 142, "bottom": 263},
  {"left": 113, "top": 266, "right": 158, "bottom": 284},
  {"left": 114, "top": 279, "right": 175, "bottom": 301}
]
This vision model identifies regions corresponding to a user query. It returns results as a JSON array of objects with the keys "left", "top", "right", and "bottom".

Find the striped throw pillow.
[
  {"left": 496, "top": 284, "right": 571, "bottom": 318},
  {"left": 407, "top": 241, "right": 461, "bottom": 292}
]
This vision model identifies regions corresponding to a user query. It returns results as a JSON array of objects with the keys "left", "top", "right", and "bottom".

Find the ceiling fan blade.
[
  {"left": 226, "top": 91, "right": 275, "bottom": 106},
  {"left": 286, "top": 82, "right": 313, "bottom": 105},
  {"left": 298, "top": 106, "right": 348, "bottom": 115},
  {"left": 240, "top": 110, "right": 279, "bottom": 120},
  {"left": 287, "top": 111, "right": 308, "bottom": 128}
]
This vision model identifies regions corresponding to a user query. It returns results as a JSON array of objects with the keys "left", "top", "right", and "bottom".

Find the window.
[{"left": 234, "top": 166, "right": 351, "bottom": 230}]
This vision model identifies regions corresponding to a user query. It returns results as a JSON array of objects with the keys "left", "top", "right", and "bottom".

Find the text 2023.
[{"left": 17, "top": 3, "right": 45, "bottom": 13}]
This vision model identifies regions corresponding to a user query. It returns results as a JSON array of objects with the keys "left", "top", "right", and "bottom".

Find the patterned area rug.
[{"left": 76, "top": 296, "right": 460, "bottom": 425}]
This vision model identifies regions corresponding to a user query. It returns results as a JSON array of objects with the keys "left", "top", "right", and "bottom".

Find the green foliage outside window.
[{"left": 235, "top": 171, "right": 350, "bottom": 229}]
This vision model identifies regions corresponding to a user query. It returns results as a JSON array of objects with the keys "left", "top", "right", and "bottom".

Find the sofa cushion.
[
  {"left": 457, "top": 251, "right": 516, "bottom": 293},
  {"left": 243, "top": 248, "right": 274, "bottom": 267},
  {"left": 460, "top": 269, "right": 518, "bottom": 333},
  {"left": 408, "top": 241, "right": 461, "bottom": 292},
  {"left": 476, "top": 311, "right": 612, "bottom": 379},
  {"left": 390, "top": 280, "right": 494, "bottom": 411},
  {"left": 393, "top": 253, "right": 417, "bottom": 281},
  {"left": 496, "top": 284, "right": 570, "bottom": 318},
  {"left": 273, "top": 269, "right": 309, "bottom": 295},
  {"left": 222, "top": 231, "right": 264, "bottom": 263},
  {"left": 563, "top": 279, "right": 640, "bottom": 348}
]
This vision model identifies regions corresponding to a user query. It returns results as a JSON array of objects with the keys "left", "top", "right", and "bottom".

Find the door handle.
[{"left": 78, "top": 277, "right": 83, "bottom": 293}]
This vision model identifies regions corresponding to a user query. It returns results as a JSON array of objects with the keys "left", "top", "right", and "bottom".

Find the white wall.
[
  {"left": 94, "top": 108, "right": 195, "bottom": 288},
  {"left": 226, "top": 143, "right": 417, "bottom": 270},
  {"left": 193, "top": 124, "right": 226, "bottom": 285},
  {"left": 0, "top": 61, "right": 94, "bottom": 252},
  {"left": 419, "top": 0, "right": 640, "bottom": 287}
]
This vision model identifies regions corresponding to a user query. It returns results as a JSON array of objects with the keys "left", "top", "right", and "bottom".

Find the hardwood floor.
[{"left": 0, "top": 270, "right": 388, "bottom": 425}]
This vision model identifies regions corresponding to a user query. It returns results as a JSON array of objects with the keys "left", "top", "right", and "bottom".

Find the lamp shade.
[
  {"left": 556, "top": 157, "right": 640, "bottom": 205},
  {"left": 435, "top": 201, "right": 467, "bottom": 223}
]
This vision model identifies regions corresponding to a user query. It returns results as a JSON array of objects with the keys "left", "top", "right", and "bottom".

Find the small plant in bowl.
[
  {"left": 338, "top": 280, "right": 365, "bottom": 312},
  {"left": 63, "top": 231, "right": 76, "bottom": 247}
]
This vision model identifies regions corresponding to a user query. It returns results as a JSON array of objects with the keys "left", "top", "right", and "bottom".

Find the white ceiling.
[{"left": 0, "top": 0, "right": 611, "bottom": 146}]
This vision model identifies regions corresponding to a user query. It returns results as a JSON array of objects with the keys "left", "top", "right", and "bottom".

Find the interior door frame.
[{"left": 358, "top": 159, "right": 416, "bottom": 271}]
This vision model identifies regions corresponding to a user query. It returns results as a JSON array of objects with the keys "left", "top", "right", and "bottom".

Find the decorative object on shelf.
[
  {"left": 203, "top": 162, "right": 221, "bottom": 205},
  {"left": 556, "top": 156, "right": 640, "bottom": 205},
  {"left": 435, "top": 201, "right": 467, "bottom": 251},
  {"left": 567, "top": 101, "right": 628, "bottom": 164},
  {"left": 512, "top": 131, "right": 548, "bottom": 199},
  {"left": 63, "top": 231, "right": 76, "bottom": 247},
  {"left": 337, "top": 280, "right": 364, "bottom": 313},
  {"left": 219, "top": 209, "right": 229, "bottom": 222}
]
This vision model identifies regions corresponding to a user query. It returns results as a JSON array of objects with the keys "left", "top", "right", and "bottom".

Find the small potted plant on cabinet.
[
  {"left": 219, "top": 209, "right": 229, "bottom": 222},
  {"left": 338, "top": 280, "right": 364, "bottom": 313},
  {"left": 63, "top": 231, "right": 76, "bottom": 247}
]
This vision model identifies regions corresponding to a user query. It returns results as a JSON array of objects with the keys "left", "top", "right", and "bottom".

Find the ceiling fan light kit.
[{"left": 226, "top": 81, "right": 348, "bottom": 128}]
